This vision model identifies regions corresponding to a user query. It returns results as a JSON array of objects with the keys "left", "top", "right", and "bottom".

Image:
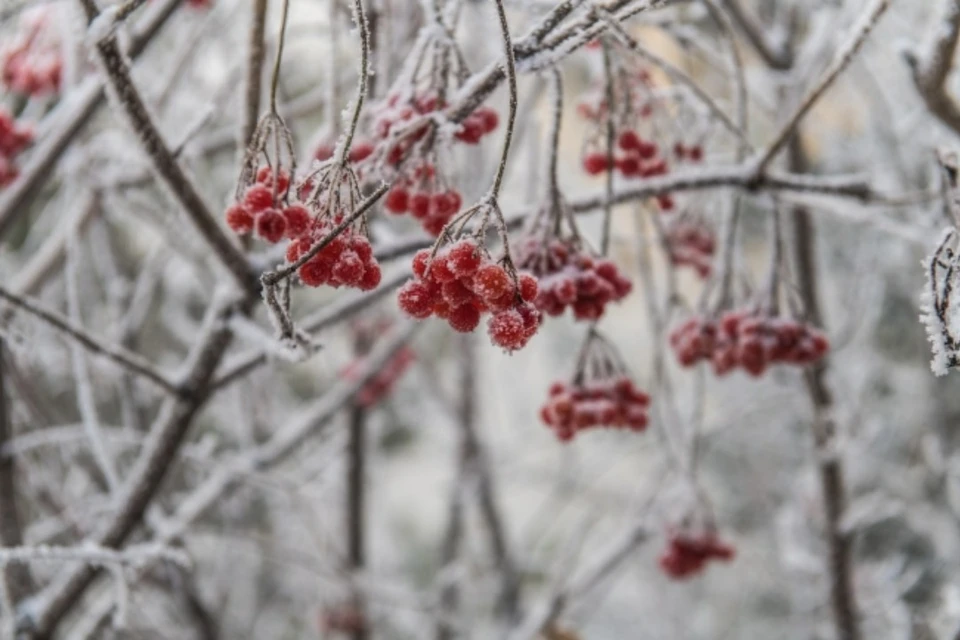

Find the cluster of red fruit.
[
  {"left": 583, "top": 130, "right": 668, "bottom": 178},
  {"left": 373, "top": 93, "right": 499, "bottom": 164},
  {"left": 659, "top": 531, "right": 735, "bottom": 580},
  {"left": 669, "top": 310, "right": 830, "bottom": 376},
  {"left": 539, "top": 376, "right": 650, "bottom": 442},
  {"left": 285, "top": 222, "right": 381, "bottom": 291},
  {"left": 224, "top": 166, "right": 382, "bottom": 292},
  {"left": 383, "top": 162, "right": 463, "bottom": 236},
  {"left": 514, "top": 237, "right": 632, "bottom": 321},
  {"left": 343, "top": 346, "right": 416, "bottom": 407},
  {"left": 0, "top": 109, "right": 33, "bottom": 187},
  {"left": 664, "top": 220, "right": 715, "bottom": 279},
  {"left": 224, "top": 167, "right": 306, "bottom": 243},
  {"left": 397, "top": 240, "right": 542, "bottom": 352},
  {"left": 1, "top": 15, "right": 62, "bottom": 97}
]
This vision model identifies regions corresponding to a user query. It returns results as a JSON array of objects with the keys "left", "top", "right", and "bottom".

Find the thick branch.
[{"left": 906, "top": 0, "right": 960, "bottom": 135}]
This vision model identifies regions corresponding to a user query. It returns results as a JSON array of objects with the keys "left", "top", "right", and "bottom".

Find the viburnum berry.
[
  {"left": 1, "top": 10, "right": 63, "bottom": 98},
  {"left": 659, "top": 530, "right": 735, "bottom": 580},
  {"left": 255, "top": 208, "right": 286, "bottom": 243},
  {"left": 244, "top": 184, "right": 274, "bottom": 212},
  {"left": 398, "top": 280, "right": 437, "bottom": 319},
  {"left": 291, "top": 223, "right": 382, "bottom": 291},
  {"left": 385, "top": 187, "right": 409, "bottom": 214},
  {"left": 448, "top": 303, "right": 482, "bottom": 333},
  {"left": 282, "top": 204, "right": 311, "bottom": 238},
  {"left": 255, "top": 166, "right": 290, "bottom": 196},
  {"left": 225, "top": 204, "right": 255, "bottom": 234},
  {"left": 582, "top": 152, "right": 610, "bottom": 175}
]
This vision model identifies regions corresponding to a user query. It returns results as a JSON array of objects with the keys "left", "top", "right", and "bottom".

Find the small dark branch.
[
  {"left": 720, "top": 0, "right": 791, "bottom": 70},
  {"left": 0, "top": 0, "right": 185, "bottom": 241},
  {"left": 0, "top": 284, "right": 180, "bottom": 395},
  {"left": 79, "top": 0, "right": 257, "bottom": 293},
  {"left": 242, "top": 0, "right": 270, "bottom": 148},
  {"left": 0, "top": 342, "right": 34, "bottom": 606},
  {"left": 905, "top": 0, "right": 960, "bottom": 135},
  {"left": 346, "top": 333, "right": 370, "bottom": 640},
  {"left": 488, "top": 0, "right": 519, "bottom": 200},
  {"left": 600, "top": 39, "right": 615, "bottom": 256},
  {"left": 457, "top": 334, "right": 521, "bottom": 622},
  {"left": 789, "top": 136, "right": 861, "bottom": 640}
]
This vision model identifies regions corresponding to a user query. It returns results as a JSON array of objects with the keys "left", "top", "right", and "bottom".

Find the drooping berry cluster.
[
  {"left": 397, "top": 240, "right": 542, "bottom": 352},
  {"left": 285, "top": 219, "right": 381, "bottom": 291},
  {"left": 224, "top": 166, "right": 299, "bottom": 243},
  {"left": 343, "top": 346, "right": 416, "bottom": 408},
  {"left": 659, "top": 531, "right": 735, "bottom": 580},
  {"left": 539, "top": 376, "right": 650, "bottom": 442},
  {"left": 582, "top": 129, "right": 668, "bottom": 182},
  {"left": 664, "top": 219, "right": 715, "bottom": 279},
  {"left": 1, "top": 10, "right": 62, "bottom": 97},
  {"left": 0, "top": 109, "right": 34, "bottom": 187},
  {"left": 514, "top": 236, "right": 632, "bottom": 321},
  {"left": 669, "top": 310, "right": 830, "bottom": 376},
  {"left": 383, "top": 161, "right": 463, "bottom": 236}
]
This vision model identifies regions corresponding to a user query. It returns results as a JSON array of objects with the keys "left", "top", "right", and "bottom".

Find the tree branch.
[{"left": 905, "top": 0, "right": 960, "bottom": 135}]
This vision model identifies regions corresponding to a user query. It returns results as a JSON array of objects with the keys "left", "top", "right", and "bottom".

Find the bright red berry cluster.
[
  {"left": 285, "top": 219, "right": 381, "bottom": 291},
  {"left": 514, "top": 237, "right": 632, "bottom": 321},
  {"left": 224, "top": 167, "right": 298, "bottom": 243},
  {"left": 539, "top": 376, "right": 650, "bottom": 442},
  {"left": 397, "top": 240, "right": 541, "bottom": 352},
  {"left": 664, "top": 220, "right": 715, "bottom": 278},
  {"left": 659, "top": 531, "right": 735, "bottom": 580},
  {"left": 1, "top": 12, "right": 62, "bottom": 97},
  {"left": 669, "top": 310, "right": 830, "bottom": 376},
  {"left": 0, "top": 109, "right": 34, "bottom": 187},
  {"left": 383, "top": 162, "right": 463, "bottom": 236}
]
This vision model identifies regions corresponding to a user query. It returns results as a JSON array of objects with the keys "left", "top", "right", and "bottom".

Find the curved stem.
[
  {"left": 487, "top": 0, "right": 519, "bottom": 200},
  {"left": 336, "top": 0, "right": 371, "bottom": 164},
  {"left": 269, "top": 0, "right": 291, "bottom": 114},
  {"left": 600, "top": 38, "right": 615, "bottom": 256}
]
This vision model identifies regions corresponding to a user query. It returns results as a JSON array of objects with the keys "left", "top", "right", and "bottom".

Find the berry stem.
[
  {"left": 268, "top": 0, "right": 290, "bottom": 115},
  {"left": 487, "top": 0, "right": 518, "bottom": 201},
  {"left": 335, "top": 0, "right": 371, "bottom": 166},
  {"left": 600, "top": 38, "right": 615, "bottom": 257}
]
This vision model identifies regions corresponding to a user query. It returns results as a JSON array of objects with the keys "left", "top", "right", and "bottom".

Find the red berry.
[
  {"left": 358, "top": 261, "right": 382, "bottom": 291},
  {"left": 412, "top": 250, "right": 431, "bottom": 278},
  {"left": 282, "top": 204, "right": 311, "bottom": 238},
  {"left": 488, "top": 309, "right": 526, "bottom": 351},
  {"left": 299, "top": 260, "right": 330, "bottom": 287},
  {"left": 582, "top": 152, "right": 609, "bottom": 175},
  {"left": 348, "top": 142, "right": 374, "bottom": 163},
  {"left": 448, "top": 303, "right": 481, "bottom": 333},
  {"left": 244, "top": 184, "right": 274, "bottom": 212},
  {"left": 447, "top": 241, "right": 482, "bottom": 276},
  {"left": 409, "top": 192, "right": 431, "bottom": 218},
  {"left": 618, "top": 130, "right": 641, "bottom": 151},
  {"left": 333, "top": 251, "right": 365, "bottom": 287},
  {"left": 385, "top": 187, "right": 409, "bottom": 214},
  {"left": 518, "top": 273, "right": 539, "bottom": 302},
  {"left": 398, "top": 281, "right": 437, "bottom": 319},
  {"left": 477, "top": 108, "right": 499, "bottom": 134},
  {"left": 256, "top": 208, "right": 286, "bottom": 243},
  {"left": 472, "top": 264, "right": 512, "bottom": 303},
  {"left": 225, "top": 204, "right": 254, "bottom": 234}
]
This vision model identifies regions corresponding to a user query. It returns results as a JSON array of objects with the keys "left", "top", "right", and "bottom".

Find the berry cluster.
[
  {"left": 383, "top": 162, "right": 463, "bottom": 236},
  {"left": 343, "top": 346, "right": 416, "bottom": 408},
  {"left": 1, "top": 12, "right": 62, "bottom": 97},
  {"left": 514, "top": 236, "right": 632, "bottom": 321},
  {"left": 285, "top": 221, "right": 381, "bottom": 291},
  {"left": 582, "top": 130, "right": 669, "bottom": 182},
  {"left": 373, "top": 93, "right": 499, "bottom": 161},
  {"left": 539, "top": 376, "right": 650, "bottom": 442},
  {"left": 669, "top": 310, "right": 830, "bottom": 376},
  {"left": 0, "top": 109, "right": 34, "bottom": 187},
  {"left": 224, "top": 167, "right": 299, "bottom": 243},
  {"left": 659, "top": 531, "right": 735, "bottom": 580},
  {"left": 664, "top": 220, "right": 715, "bottom": 278},
  {"left": 397, "top": 240, "right": 541, "bottom": 352}
]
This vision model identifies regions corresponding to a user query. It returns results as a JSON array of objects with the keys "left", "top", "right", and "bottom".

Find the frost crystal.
[{"left": 920, "top": 228, "right": 960, "bottom": 376}]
